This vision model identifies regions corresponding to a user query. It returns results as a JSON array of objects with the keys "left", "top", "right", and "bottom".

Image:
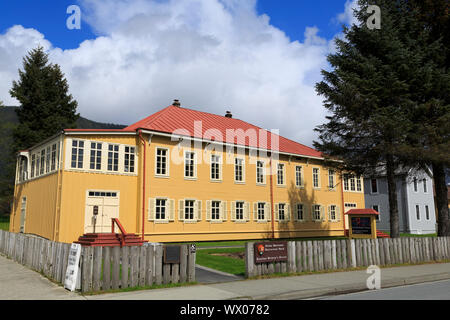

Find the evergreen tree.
[
  {"left": 313, "top": 0, "right": 434, "bottom": 237},
  {"left": 10, "top": 46, "right": 79, "bottom": 151},
  {"left": 400, "top": 0, "right": 450, "bottom": 236}
]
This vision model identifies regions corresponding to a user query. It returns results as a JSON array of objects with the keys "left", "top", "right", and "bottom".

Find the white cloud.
[
  {"left": 336, "top": 0, "right": 359, "bottom": 26},
  {"left": 0, "top": 0, "right": 338, "bottom": 147}
]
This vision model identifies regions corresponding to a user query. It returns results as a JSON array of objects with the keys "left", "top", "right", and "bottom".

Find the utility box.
[{"left": 346, "top": 209, "right": 379, "bottom": 239}]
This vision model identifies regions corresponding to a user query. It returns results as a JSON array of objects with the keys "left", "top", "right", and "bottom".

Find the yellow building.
[{"left": 10, "top": 101, "right": 365, "bottom": 243}]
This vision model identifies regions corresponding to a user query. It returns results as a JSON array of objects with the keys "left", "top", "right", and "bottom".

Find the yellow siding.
[
  {"left": 11, "top": 132, "right": 366, "bottom": 244},
  {"left": 10, "top": 173, "right": 59, "bottom": 240}
]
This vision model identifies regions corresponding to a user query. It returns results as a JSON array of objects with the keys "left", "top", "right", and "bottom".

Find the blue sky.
[
  {"left": 0, "top": 0, "right": 356, "bottom": 146},
  {"left": 0, "top": 0, "right": 348, "bottom": 49}
]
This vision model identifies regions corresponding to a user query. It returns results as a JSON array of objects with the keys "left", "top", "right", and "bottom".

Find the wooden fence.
[
  {"left": 0, "top": 230, "right": 196, "bottom": 293},
  {"left": 245, "top": 237, "right": 450, "bottom": 277}
]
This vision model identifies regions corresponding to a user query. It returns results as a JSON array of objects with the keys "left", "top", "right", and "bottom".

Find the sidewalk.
[{"left": 87, "top": 262, "right": 450, "bottom": 300}]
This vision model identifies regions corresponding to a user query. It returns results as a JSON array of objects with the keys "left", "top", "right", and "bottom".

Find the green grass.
[
  {"left": 196, "top": 247, "right": 246, "bottom": 276},
  {"left": 83, "top": 281, "right": 198, "bottom": 295},
  {"left": 380, "top": 231, "right": 437, "bottom": 238},
  {"left": 0, "top": 216, "right": 9, "bottom": 231}
]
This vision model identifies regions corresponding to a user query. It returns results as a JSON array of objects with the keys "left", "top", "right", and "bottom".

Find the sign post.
[{"left": 64, "top": 243, "right": 82, "bottom": 292}]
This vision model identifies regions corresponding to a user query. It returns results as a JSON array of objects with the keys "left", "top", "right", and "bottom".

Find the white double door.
[{"left": 84, "top": 191, "right": 119, "bottom": 233}]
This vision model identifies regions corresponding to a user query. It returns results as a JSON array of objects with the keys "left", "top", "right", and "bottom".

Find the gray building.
[{"left": 364, "top": 167, "right": 436, "bottom": 235}]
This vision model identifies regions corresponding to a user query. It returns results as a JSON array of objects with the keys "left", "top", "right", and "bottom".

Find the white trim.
[
  {"left": 154, "top": 146, "right": 170, "bottom": 177},
  {"left": 234, "top": 157, "right": 245, "bottom": 184},
  {"left": 312, "top": 167, "right": 321, "bottom": 189}
]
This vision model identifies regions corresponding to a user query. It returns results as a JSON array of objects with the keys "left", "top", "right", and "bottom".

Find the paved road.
[
  {"left": 0, "top": 254, "right": 84, "bottom": 300},
  {"left": 318, "top": 279, "right": 450, "bottom": 300}
]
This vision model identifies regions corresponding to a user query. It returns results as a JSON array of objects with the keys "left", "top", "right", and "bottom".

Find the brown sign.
[{"left": 254, "top": 241, "right": 288, "bottom": 264}]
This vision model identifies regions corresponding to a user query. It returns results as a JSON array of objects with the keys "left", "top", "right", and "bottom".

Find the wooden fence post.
[
  {"left": 307, "top": 241, "right": 313, "bottom": 272},
  {"left": 111, "top": 246, "right": 120, "bottom": 290},
  {"left": 287, "top": 241, "right": 296, "bottom": 273},
  {"left": 102, "top": 246, "right": 111, "bottom": 291},
  {"left": 187, "top": 244, "right": 195, "bottom": 283},
  {"left": 349, "top": 239, "right": 356, "bottom": 268},
  {"left": 138, "top": 246, "right": 146, "bottom": 287},
  {"left": 130, "top": 246, "right": 139, "bottom": 287},
  {"left": 145, "top": 244, "right": 155, "bottom": 286},
  {"left": 295, "top": 241, "right": 303, "bottom": 273},
  {"left": 81, "top": 246, "right": 93, "bottom": 293}
]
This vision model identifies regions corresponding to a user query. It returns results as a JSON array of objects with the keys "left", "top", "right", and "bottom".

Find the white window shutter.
[
  {"left": 196, "top": 200, "right": 202, "bottom": 221},
  {"left": 231, "top": 202, "right": 236, "bottom": 221},
  {"left": 245, "top": 202, "right": 250, "bottom": 221},
  {"left": 311, "top": 205, "right": 315, "bottom": 221},
  {"left": 321, "top": 205, "right": 326, "bottom": 222},
  {"left": 169, "top": 199, "right": 175, "bottom": 221},
  {"left": 327, "top": 205, "right": 331, "bottom": 221},
  {"left": 148, "top": 198, "right": 155, "bottom": 221},
  {"left": 206, "top": 200, "right": 211, "bottom": 221},
  {"left": 253, "top": 203, "right": 258, "bottom": 221},
  {"left": 178, "top": 200, "right": 184, "bottom": 222},
  {"left": 265, "top": 203, "right": 271, "bottom": 222},
  {"left": 286, "top": 204, "right": 291, "bottom": 221},
  {"left": 336, "top": 205, "right": 341, "bottom": 222},
  {"left": 274, "top": 203, "right": 279, "bottom": 221},
  {"left": 221, "top": 201, "right": 227, "bottom": 222}
]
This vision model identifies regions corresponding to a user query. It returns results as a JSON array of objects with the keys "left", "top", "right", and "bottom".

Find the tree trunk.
[
  {"left": 432, "top": 161, "right": 450, "bottom": 236},
  {"left": 386, "top": 155, "right": 400, "bottom": 238}
]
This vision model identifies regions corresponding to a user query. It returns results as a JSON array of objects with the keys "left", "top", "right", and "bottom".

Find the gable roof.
[{"left": 124, "top": 105, "right": 322, "bottom": 159}]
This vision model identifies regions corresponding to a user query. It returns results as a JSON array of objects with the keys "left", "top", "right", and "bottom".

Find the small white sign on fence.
[{"left": 64, "top": 243, "right": 82, "bottom": 292}]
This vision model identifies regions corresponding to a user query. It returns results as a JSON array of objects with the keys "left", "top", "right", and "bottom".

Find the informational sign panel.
[
  {"left": 64, "top": 243, "right": 82, "bottom": 292},
  {"left": 164, "top": 245, "right": 181, "bottom": 264},
  {"left": 254, "top": 241, "right": 288, "bottom": 264},
  {"left": 351, "top": 217, "right": 372, "bottom": 235}
]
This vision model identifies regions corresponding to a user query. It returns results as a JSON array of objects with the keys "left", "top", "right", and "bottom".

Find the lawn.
[
  {"left": 0, "top": 216, "right": 9, "bottom": 231},
  {"left": 196, "top": 247, "right": 246, "bottom": 276}
]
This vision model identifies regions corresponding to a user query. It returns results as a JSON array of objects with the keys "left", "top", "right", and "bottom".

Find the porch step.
[{"left": 75, "top": 233, "right": 147, "bottom": 247}]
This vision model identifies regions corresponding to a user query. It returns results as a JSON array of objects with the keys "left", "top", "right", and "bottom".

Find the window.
[
  {"left": 18, "top": 157, "right": 27, "bottom": 182},
  {"left": 295, "top": 166, "right": 303, "bottom": 187},
  {"left": 349, "top": 174, "right": 356, "bottom": 191},
  {"left": 277, "top": 163, "right": 285, "bottom": 185},
  {"left": 235, "top": 158, "right": 244, "bottom": 182},
  {"left": 211, "top": 155, "right": 221, "bottom": 180},
  {"left": 235, "top": 201, "right": 244, "bottom": 220},
  {"left": 124, "top": 146, "right": 135, "bottom": 173},
  {"left": 40, "top": 149, "right": 45, "bottom": 175},
  {"left": 413, "top": 177, "right": 418, "bottom": 192},
  {"left": 416, "top": 205, "right": 420, "bottom": 220},
  {"left": 89, "top": 191, "right": 118, "bottom": 197},
  {"left": 155, "top": 199, "right": 166, "bottom": 220},
  {"left": 31, "top": 154, "right": 35, "bottom": 178},
  {"left": 344, "top": 174, "right": 349, "bottom": 191},
  {"left": 372, "top": 205, "right": 380, "bottom": 221},
  {"left": 371, "top": 179, "right": 378, "bottom": 193},
  {"left": 45, "top": 147, "right": 51, "bottom": 173},
  {"left": 156, "top": 148, "right": 168, "bottom": 175},
  {"left": 425, "top": 205, "right": 430, "bottom": 220},
  {"left": 256, "top": 161, "right": 265, "bottom": 184},
  {"left": 312, "top": 205, "right": 322, "bottom": 221},
  {"left": 356, "top": 176, "right": 362, "bottom": 192},
  {"left": 51, "top": 144, "right": 57, "bottom": 171},
  {"left": 184, "top": 200, "right": 195, "bottom": 220},
  {"left": 185, "top": 152, "right": 195, "bottom": 178},
  {"left": 345, "top": 203, "right": 357, "bottom": 212},
  {"left": 90, "top": 142, "right": 102, "bottom": 170},
  {"left": 71, "top": 140, "right": 84, "bottom": 169},
  {"left": 328, "top": 169, "right": 335, "bottom": 189},
  {"left": 107, "top": 144, "right": 119, "bottom": 171},
  {"left": 278, "top": 203, "right": 285, "bottom": 220},
  {"left": 313, "top": 168, "right": 320, "bottom": 188},
  {"left": 35, "top": 152, "right": 40, "bottom": 176},
  {"left": 296, "top": 204, "right": 304, "bottom": 221},
  {"left": 329, "top": 205, "right": 337, "bottom": 221},
  {"left": 257, "top": 202, "right": 265, "bottom": 220},
  {"left": 423, "top": 179, "right": 427, "bottom": 193},
  {"left": 211, "top": 201, "right": 221, "bottom": 220}
]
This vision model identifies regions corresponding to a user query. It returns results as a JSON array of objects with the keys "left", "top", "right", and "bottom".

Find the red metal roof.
[
  {"left": 124, "top": 105, "right": 322, "bottom": 158},
  {"left": 345, "top": 209, "right": 379, "bottom": 215}
]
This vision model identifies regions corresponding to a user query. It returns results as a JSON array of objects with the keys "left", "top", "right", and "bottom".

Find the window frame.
[
  {"left": 312, "top": 167, "right": 320, "bottom": 189},
  {"left": 256, "top": 160, "right": 266, "bottom": 185},
  {"left": 184, "top": 150, "right": 197, "bottom": 179},
  {"left": 210, "top": 154, "right": 222, "bottom": 181},
  {"left": 296, "top": 203, "right": 305, "bottom": 221},
  {"left": 124, "top": 145, "right": 136, "bottom": 173},
  {"left": 155, "top": 198, "right": 167, "bottom": 221},
  {"left": 71, "top": 139, "right": 84, "bottom": 169},
  {"left": 295, "top": 165, "right": 303, "bottom": 188},
  {"left": 234, "top": 157, "right": 245, "bottom": 183},
  {"left": 370, "top": 178, "right": 378, "bottom": 194},
  {"left": 155, "top": 147, "right": 169, "bottom": 177},
  {"left": 276, "top": 163, "right": 285, "bottom": 186},
  {"left": 90, "top": 141, "right": 103, "bottom": 171}
]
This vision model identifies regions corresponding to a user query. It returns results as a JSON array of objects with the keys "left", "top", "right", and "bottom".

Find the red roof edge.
[
  {"left": 345, "top": 209, "right": 379, "bottom": 215},
  {"left": 64, "top": 129, "right": 136, "bottom": 133}
]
